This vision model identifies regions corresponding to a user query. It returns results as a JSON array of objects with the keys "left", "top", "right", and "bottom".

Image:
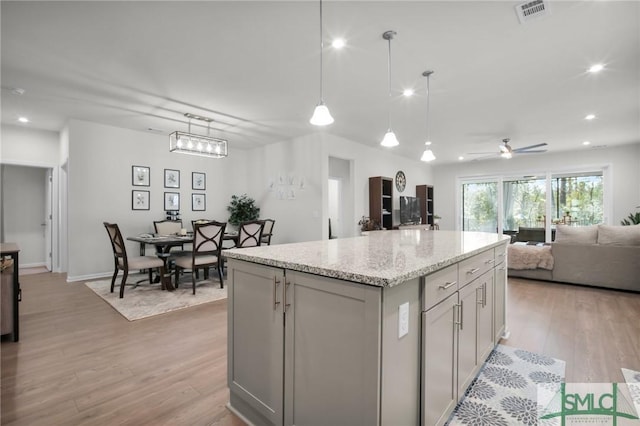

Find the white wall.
[
  {"left": 433, "top": 143, "right": 640, "bottom": 230},
  {"left": 0, "top": 124, "right": 62, "bottom": 270},
  {"left": 1, "top": 124, "right": 59, "bottom": 166},
  {"left": 323, "top": 133, "right": 434, "bottom": 235},
  {"left": 66, "top": 119, "right": 250, "bottom": 281}
]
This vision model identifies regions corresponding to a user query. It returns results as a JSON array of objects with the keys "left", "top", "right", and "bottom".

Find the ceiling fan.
[{"left": 468, "top": 138, "right": 548, "bottom": 159}]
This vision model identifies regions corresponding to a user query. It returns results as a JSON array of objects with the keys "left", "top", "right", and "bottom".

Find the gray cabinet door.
[
  {"left": 422, "top": 292, "right": 458, "bottom": 426},
  {"left": 476, "top": 271, "right": 494, "bottom": 364},
  {"left": 457, "top": 281, "right": 478, "bottom": 399},
  {"left": 284, "top": 271, "right": 381, "bottom": 426},
  {"left": 494, "top": 263, "right": 507, "bottom": 342},
  {"left": 228, "top": 260, "right": 285, "bottom": 426}
]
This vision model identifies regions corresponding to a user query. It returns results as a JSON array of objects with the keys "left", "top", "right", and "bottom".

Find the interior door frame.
[{"left": 1, "top": 159, "right": 59, "bottom": 272}]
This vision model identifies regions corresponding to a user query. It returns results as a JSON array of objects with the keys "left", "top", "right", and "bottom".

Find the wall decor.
[
  {"left": 192, "top": 172, "right": 206, "bottom": 190},
  {"left": 192, "top": 193, "right": 206, "bottom": 211},
  {"left": 132, "top": 190, "right": 150, "bottom": 210},
  {"left": 395, "top": 170, "right": 406, "bottom": 192},
  {"left": 164, "top": 192, "right": 180, "bottom": 211},
  {"left": 132, "top": 165, "right": 150, "bottom": 186},
  {"left": 164, "top": 169, "right": 180, "bottom": 188}
]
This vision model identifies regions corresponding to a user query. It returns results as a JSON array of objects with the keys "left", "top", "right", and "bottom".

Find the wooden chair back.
[
  {"left": 154, "top": 219, "right": 182, "bottom": 236},
  {"left": 193, "top": 220, "right": 226, "bottom": 258},
  {"left": 237, "top": 220, "right": 265, "bottom": 248},
  {"left": 104, "top": 222, "right": 128, "bottom": 269},
  {"left": 261, "top": 219, "right": 275, "bottom": 245}
]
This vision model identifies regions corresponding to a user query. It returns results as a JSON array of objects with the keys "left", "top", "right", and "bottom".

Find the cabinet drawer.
[
  {"left": 459, "top": 250, "right": 494, "bottom": 288},
  {"left": 423, "top": 264, "right": 458, "bottom": 311},
  {"left": 494, "top": 244, "right": 507, "bottom": 266}
]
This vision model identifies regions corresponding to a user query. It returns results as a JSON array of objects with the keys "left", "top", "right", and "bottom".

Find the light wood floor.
[{"left": 1, "top": 273, "right": 639, "bottom": 425}]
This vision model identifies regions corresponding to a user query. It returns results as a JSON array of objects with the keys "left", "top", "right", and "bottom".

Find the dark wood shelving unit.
[
  {"left": 369, "top": 176, "right": 393, "bottom": 230},
  {"left": 416, "top": 184, "right": 434, "bottom": 226}
]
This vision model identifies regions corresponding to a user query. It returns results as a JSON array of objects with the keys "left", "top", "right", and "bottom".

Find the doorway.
[
  {"left": 1, "top": 164, "right": 53, "bottom": 270},
  {"left": 328, "top": 157, "right": 354, "bottom": 238}
]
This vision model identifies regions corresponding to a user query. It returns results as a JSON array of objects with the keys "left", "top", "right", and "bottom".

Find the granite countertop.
[{"left": 224, "top": 230, "right": 510, "bottom": 287}]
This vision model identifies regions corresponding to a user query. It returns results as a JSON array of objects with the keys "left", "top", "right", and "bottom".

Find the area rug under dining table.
[{"left": 85, "top": 275, "right": 227, "bottom": 321}]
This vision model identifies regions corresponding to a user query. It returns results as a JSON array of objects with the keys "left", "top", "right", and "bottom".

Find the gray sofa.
[{"left": 508, "top": 224, "right": 640, "bottom": 292}]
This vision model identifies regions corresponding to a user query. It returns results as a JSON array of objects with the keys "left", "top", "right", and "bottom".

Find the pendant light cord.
[
  {"left": 425, "top": 74, "right": 430, "bottom": 142},
  {"left": 387, "top": 35, "right": 392, "bottom": 129},
  {"left": 319, "top": 0, "right": 324, "bottom": 102}
]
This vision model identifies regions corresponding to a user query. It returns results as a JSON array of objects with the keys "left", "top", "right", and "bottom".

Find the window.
[
  {"left": 462, "top": 181, "right": 498, "bottom": 232},
  {"left": 551, "top": 172, "right": 603, "bottom": 226},
  {"left": 460, "top": 169, "right": 605, "bottom": 242}
]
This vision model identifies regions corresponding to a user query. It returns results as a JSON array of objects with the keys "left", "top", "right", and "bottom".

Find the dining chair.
[
  {"left": 174, "top": 220, "right": 226, "bottom": 294},
  {"left": 237, "top": 220, "right": 265, "bottom": 248},
  {"left": 103, "top": 222, "right": 166, "bottom": 298},
  {"left": 260, "top": 219, "right": 275, "bottom": 245}
]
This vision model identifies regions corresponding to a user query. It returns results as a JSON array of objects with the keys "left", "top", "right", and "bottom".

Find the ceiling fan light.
[
  {"left": 501, "top": 151, "right": 513, "bottom": 159},
  {"left": 310, "top": 102, "right": 334, "bottom": 126},
  {"left": 421, "top": 148, "right": 436, "bottom": 162},
  {"left": 380, "top": 129, "right": 399, "bottom": 147}
]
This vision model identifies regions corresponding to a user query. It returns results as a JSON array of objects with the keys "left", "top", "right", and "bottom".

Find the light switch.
[{"left": 398, "top": 302, "right": 409, "bottom": 338}]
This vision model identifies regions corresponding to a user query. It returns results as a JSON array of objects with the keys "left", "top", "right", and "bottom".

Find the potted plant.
[
  {"left": 433, "top": 214, "right": 441, "bottom": 225},
  {"left": 227, "top": 194, "right": 260, "bottom": 227},
  {"left": 620, "top": 212, "right": 640, "bottom": 226}
]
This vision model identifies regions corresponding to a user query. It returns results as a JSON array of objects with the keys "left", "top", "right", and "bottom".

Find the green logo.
[{"left": 539, "top": 383, "right": 640, "bottom": 425}]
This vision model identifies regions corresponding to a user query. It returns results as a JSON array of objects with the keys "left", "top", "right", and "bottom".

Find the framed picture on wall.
[
  {"left": 164, "top": 169, "right": 180, "bottom": 188},
  {"left": 132, "top": 165, "right": 150, "bottom": 186},
  {"left": 132, "top": 190, "right": 150, "bottom": 210},
  {"left": 192, "top": 172, "right": 206, "bottom": 190},
  {"left": 192, "top": 193, "right": 206, "bottom": 211},
  {"left": 164, "top": 192, "right": 180, "bottom": 211}
]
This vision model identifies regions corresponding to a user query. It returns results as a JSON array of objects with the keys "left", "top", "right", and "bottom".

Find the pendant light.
[
  {"left": 309, "top": 0, "right": 334, "bottom": 126},
  {"left": 380, "top": 30, "right": 399, "bottom": 147},
  {"left": 420, "top": 70, "right": 436, "bottom": 162}
]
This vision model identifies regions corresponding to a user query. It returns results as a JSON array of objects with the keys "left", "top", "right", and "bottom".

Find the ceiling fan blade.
[
  {"left": 467, "top": 151, "right": 496, "bottom": 155},
  {"left": 517, "top": 150, "right": 547, "bottom": 154},
  {"left": 513, "top": 143, "right": 548, "bottom": 152}
]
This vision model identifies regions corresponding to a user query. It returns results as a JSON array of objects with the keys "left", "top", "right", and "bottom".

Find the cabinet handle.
[
  {"left": 466, "top": 267, "right": 480, "bottom": 275},
  {"left": 438, "top": 281, "right": 457, "bottom": 290},
  {"left": 497, "top": 252, "right": 505, "bottom": 258},
  {"left": 485, "top": 259, "right": 495, "bottom": 265},
  {"left": 283, "top": 280, "right": 291, "bottom": 312},
  {"left": 499, "top": 267, "right": 506, "bottom": 272},
  {"left": 483, "top": 282, "right": 487, "bottom": 308},
  {"left": 477, "top": 286, "right": 484, "bottom": 306},
  {"left": 454, "top": 303, "right": 462, "bottom": 328},
  {"left": 273, "top": 277, "right": 281, "bottom": 310},
  {"left": 459, "top": 300, "right": 464, "bottom": 330}
]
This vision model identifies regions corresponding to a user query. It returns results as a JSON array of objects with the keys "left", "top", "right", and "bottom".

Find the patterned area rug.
[
  {"left": 85, "top": 275, "right": 227, "bottom": 321},
  {"left": 448, "top": 344, "right": 565, "bottom": 425}
]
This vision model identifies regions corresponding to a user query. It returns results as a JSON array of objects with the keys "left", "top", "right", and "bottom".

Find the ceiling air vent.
[{"left": 515, "top": 0, "right": 550, "bottom": 24}]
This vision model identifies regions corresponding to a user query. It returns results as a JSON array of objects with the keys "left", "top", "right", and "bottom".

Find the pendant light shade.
[
  {"left": 309, "top": 0, "right": 333, "bottom": 126},
  {"left": 381, "top": 129, "right": 400, "bottom": 147},
  {"left": 380, "top": 31, "right": 399, "bottom": 147},
  {"left": 421, "top": 70, "right": 436, "bottom": 162},
  {"left": 310, "top": 101, "right": 334, "bottom": 126}
]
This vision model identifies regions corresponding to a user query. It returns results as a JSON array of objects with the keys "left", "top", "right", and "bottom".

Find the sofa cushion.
[
  {"left": 597, "top": 224, "right": 640, "bottom": 246},
  {"left": 554, "top": 225, "right": 598, "bottom": 244}
]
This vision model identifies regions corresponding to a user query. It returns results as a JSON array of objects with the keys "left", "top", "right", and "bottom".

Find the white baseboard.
[
  {"left": 66, "top": 272, "right": 113, "bottom": 283},
  {"left": 21, "top": 262, "right": 47, "bottom": 269}
]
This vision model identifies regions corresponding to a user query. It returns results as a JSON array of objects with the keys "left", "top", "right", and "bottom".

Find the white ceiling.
[{"left": 2, "top": 1, "right": 639, "bottom": 164}]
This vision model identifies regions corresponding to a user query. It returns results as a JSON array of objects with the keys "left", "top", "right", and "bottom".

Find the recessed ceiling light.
[
  {"left": 331, "top": 38, "right": 346, "bottom": 49},
  {"left": 18, "top": 117, "right": 29, "bottom": 123},
  {"left": 458, "top": 156, "right": 464, "bottom": 161},
  {"left": 585, "top": 114, "right": 596, "bottom": 120},
  {"left": 588, "top": 64, "right": 604, "bottom": 73},
  {"left": 583, "top": 141, "right": 591, "bottom": 145},
  {"left": 403, "top": 89, "right": 414, "bottom": 97}
]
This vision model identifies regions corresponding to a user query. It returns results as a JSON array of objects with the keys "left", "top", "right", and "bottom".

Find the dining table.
[{"left": 127, "top": 232, "right": 239, "bottom": 258}]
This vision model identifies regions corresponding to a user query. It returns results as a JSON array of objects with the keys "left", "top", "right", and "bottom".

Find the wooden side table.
[{"left": 1, "top": 243, "right": 21, "bottom": 342}]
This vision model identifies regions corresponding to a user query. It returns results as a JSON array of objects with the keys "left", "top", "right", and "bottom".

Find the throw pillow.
[
  {"left": 597, "top": 224, "right": 640, "bottom": 246},
  {"left": 554, "top": 225, "right": 598, "bottom": 244}
]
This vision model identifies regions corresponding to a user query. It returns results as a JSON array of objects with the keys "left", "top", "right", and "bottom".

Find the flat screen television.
[{"left": 399, "top": 196, "right": 422, "bottom": 225}]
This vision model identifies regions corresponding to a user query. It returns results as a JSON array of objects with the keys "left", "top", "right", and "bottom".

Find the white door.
[
  {"left": 328, "top": 178, "right": 342, "bottom": 238},
  {"left": 45, "top": 169, "right": 53, "bottom": 271}
]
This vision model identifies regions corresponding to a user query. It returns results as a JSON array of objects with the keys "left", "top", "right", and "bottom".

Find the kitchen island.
[{"left": 224, "top": 230, "right": 510, "bottom": 426}]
